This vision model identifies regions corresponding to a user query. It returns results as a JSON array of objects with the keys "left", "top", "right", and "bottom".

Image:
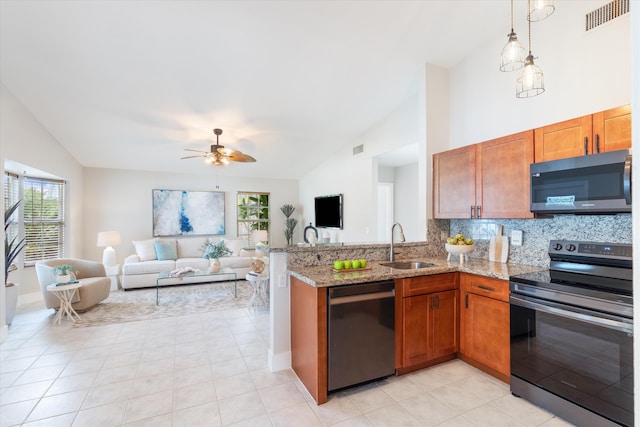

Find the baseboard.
[
  {"left": 269, "top": 349, "right": 291, "bottom": 372},
  {"left": 18, "top": 291, "right": 44, "bottom": 307}
]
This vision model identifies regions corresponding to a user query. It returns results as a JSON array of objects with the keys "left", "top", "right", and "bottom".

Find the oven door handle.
[{"left": 510, "top": 294, "right": 633, "bottom": 335}]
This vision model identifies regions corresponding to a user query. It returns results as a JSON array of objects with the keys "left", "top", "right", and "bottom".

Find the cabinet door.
[
  {"left": 477, "top": 130, "right": 534, "bottom": 219},
  {"left": 402, "top": 294, "right": 430, "bottom": 366},
  {"left": 430, "top": 290, "right": 458, "bottom": 359},
  {"left": 462, "top": 292, "right": 510, "bottom": 377},
  {"left": 534, "top": 115, "right": 593, "bottom": 161},
  {"left": 592, "top": 105, "right": 631, "bottom": 153},
  {"left": 433, "top": 145, "right": 476, "bottom": 218}
]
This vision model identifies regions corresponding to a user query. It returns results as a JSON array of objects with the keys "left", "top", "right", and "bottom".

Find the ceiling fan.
[{"left": 182, "top": 128, "right": 256, "bottom": 165}]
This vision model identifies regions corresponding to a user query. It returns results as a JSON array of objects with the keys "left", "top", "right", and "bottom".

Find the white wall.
[
  {"left": 393, "top": 162, "right": 419, "bottom": 241},
  {"left": 1, "top": 84, "right": 85, "bottom": 300},
  {"left": 298, "top": 94, "right": 420, "bottom": 243},
  {"left": 82, "top": 168, "right": 299, "bottom": 264},
  {"left": 450, "top": 1, "right": 631, "bottom": 149}
]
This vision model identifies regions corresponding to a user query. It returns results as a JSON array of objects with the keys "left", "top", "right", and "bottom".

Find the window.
[
  {"left": 236, "top": 192, "right": 269, "bottom": 247},
  {"left": 3, "top": 173, "right": 66, "bottom": 266}
]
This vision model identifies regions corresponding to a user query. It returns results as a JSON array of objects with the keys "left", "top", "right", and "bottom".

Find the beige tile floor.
[{"left": 0, "top": 304, "right": 575, "bottom": 427}]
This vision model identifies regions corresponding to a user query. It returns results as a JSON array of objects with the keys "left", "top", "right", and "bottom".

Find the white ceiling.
[{"left": 0, "top": 0, "right": 509, "bottom": 180}]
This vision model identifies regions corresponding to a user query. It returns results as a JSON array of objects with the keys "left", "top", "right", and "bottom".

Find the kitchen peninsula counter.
[{"left": 288, "top": 257, "right": 545, "bottom": 288}]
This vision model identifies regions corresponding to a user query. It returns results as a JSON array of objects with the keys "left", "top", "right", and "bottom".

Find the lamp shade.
[
  {"left": 252, "top": 230, "right": 268, "bottom": 243},
  {"left": 97, "top": 231, "right": 121, "bottom": 247}
]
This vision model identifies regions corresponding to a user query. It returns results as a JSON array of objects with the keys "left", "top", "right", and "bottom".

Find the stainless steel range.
[{"left": 509, "top": 240, "right": 633, "bottom": 427}]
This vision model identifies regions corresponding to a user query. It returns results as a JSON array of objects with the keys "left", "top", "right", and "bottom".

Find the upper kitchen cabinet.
[
  {"left": 534, "top": 105, "right": 631, "bottom": 162},
  {"left": 433, "top": 130, "right": 534, "bottom": 219}
]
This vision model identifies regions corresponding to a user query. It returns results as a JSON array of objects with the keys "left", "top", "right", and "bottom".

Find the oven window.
[{"left": 511, "top": 304, "right": 633, "bottom": 426}]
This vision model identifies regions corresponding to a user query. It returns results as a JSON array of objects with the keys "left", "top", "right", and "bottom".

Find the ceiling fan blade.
[
  {"left": 217, "top": 147, "right": 256, "bottom": 162},
  {"left": 181, "top": 155, "right": 206, "bottom": 159},
  {"left": 184, "top": 148, "right": 208, "bottom": 153},
  {"left": 227, "top": 152, "right": 257, "bottom": 162}
]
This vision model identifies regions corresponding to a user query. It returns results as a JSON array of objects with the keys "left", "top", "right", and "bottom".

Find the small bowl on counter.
[{"left": 445, "top": 244, "right": 475, "bottom": 263}]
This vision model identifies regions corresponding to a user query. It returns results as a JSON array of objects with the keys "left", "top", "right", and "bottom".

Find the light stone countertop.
[{"left": 288, "top": 257, "right": 546, "bottom": 288}]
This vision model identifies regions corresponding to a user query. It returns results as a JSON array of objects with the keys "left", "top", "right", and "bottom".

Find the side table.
[
  {"left": 246, "top": 272, "right": 269, "bottom": 310},
  {"left": 47, "top": 282, "right": 82, "bottom": 325}
]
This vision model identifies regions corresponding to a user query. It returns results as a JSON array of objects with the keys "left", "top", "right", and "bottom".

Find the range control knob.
[
  {"left": 566, "top": 244, "right": 577, "bottom": 252},
  {"left": 552, "top": 242, "right": 563, "bottom": 251}
]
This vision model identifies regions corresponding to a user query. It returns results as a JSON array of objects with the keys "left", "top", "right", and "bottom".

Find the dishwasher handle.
[{"left": 329, "top": 290, "right": 395, "bottom": 305}]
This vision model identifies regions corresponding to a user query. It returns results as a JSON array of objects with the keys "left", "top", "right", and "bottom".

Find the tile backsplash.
[{"left": 448, "top": 214, "right": 631, "bottom": 267}]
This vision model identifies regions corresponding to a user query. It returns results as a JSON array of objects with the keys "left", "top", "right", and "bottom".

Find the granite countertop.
[{"left": 288, "top": 257, "right": 546, "bottom": 287}]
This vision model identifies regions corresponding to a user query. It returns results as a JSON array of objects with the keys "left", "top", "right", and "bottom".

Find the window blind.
[{"left": 23, "top": 177, "right": 65, "bottom": 265}]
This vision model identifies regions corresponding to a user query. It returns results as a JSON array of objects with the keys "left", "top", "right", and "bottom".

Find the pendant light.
[
  {"left": 500, "top": 0, "right": 525, "bottom": 72},
  {"left": 516, "top": 0, "right": 545, "bottom": 98},
  {"left": 528, "top": 0, "right": 555, "bottom": 22}
]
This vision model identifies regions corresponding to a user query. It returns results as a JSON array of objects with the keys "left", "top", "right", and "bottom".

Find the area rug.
[{"left": 73, "top": 280, "right": 253, "bottom": 328}]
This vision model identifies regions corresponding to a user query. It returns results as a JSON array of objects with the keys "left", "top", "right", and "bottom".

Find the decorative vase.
[
  {"left": 251, "top": 258, "right": 265, "bottom": 274},
  {"left": 56, "top": 274, "right": 71, "bottom": 284},
  {"left": 209, "top": 258, "right": 221, "bottom": 273},
  {"left": 5, "top": 283, "right": 19, "bottom": 325}
]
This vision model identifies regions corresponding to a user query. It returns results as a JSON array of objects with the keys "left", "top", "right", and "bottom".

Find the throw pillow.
[
  {"left": 154, "top": 239, "right": 177, "bottom": 261},
  {"left": 133, "top": 239, "right": 158, "bottom": 262},
  {"left": 222, "top": 239, "right": 245, "bottom": 257}
]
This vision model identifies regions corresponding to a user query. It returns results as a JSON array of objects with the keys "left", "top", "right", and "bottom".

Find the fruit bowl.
[{"left": 445, "top": 244, "right": 474, "bottom": 262}]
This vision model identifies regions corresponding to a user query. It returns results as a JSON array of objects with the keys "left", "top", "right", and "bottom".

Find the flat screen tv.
[{"left": 315, "top": 194, "right": 343, "bottom": 229}]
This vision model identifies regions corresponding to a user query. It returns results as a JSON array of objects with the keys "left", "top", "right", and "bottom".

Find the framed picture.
[{"left": 152, "top": 189, "right": 225, "bottom": 236}]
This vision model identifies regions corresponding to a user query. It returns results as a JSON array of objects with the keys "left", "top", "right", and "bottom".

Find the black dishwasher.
[{"left": 328, "top": 280, "right": 395, "bottom": 392}]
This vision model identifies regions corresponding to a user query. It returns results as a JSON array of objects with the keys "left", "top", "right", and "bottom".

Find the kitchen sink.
[{"left": 380, "top": 261, "right": 436, "bottom": 270}]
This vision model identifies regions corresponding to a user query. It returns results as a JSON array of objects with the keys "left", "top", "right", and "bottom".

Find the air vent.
[
  {"left": 586, "top": 0, "right": 629, "bottom": 31},
  {"left": 352, "top": 144, "right": 364, "bottom": 155}
]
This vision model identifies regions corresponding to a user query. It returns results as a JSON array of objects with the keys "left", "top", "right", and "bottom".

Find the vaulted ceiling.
[{"left": 1, "top": 1, "right": 510, "bottom": 179}]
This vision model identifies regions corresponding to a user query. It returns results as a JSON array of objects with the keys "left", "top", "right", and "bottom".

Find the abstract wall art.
[{"left": 152, "top": 189, "right": 225, "bottom": 236}]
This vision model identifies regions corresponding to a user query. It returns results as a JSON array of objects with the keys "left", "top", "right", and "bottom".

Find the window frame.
[
  {"left": 4, "top": 172, "right": 66, "bottom": 267},
  {"left": 236, "top": 192, "right": 269, "bottom": 248}
]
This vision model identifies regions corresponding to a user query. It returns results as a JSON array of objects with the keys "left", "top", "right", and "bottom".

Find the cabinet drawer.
[
  {"left": 461, "top": 274, "right": 509, "bottom": 302},
  {"left": 399, "top": 273, "right": 458, "bottom": 297}
]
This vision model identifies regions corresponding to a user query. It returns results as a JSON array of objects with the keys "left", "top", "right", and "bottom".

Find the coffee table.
[{"left": 156, "top": 268, "right": 237, "bottom": 305}]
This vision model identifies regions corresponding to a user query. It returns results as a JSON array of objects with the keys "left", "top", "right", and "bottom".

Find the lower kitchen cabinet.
[
  {"left": 396, "top": 273, "right": 458, "bottom": 374},
  {"left": 459, "top": 273, "right": 510, "bottom": 383}
]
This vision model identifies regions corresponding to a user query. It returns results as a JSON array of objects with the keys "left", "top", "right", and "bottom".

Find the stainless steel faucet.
[{"left": 390, "top": 222, "right": 405, "bottom": 261}]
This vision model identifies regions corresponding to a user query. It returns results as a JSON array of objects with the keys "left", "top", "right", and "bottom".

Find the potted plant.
[
  {"left": 281, "top": 204, "right": 298, "bottom": 246},
  {"left": 5, "top": 200, "right": 26, "bottom": 325},
  {"left": 53, "top": 264, "right": 79, "bottom": 284},
  {"left": 202, "top": 241, "right": 232, "bottom": 272}
]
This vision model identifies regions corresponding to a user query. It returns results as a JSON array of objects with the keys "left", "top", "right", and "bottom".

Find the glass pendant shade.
[
  {"left": 528, "top": 0, "right": 555, "bottom": 22},
  {"left": 516, "top": 55, "right": 545, "bottom": 98},
  {"left": 500, "top": 31, "right": 525, "bottom": 72}
]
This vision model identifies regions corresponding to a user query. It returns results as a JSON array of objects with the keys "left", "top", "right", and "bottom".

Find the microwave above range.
[{"left": 530, "top": 149, "right": 631, "bottom": 215}]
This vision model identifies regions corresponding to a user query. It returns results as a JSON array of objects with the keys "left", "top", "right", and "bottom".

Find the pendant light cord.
[
  {"left": 510, "top": 0, "right": 515, "bottom": 32},
  {"left": 527, "top": 0, "right": 532, "bottom": 56}
]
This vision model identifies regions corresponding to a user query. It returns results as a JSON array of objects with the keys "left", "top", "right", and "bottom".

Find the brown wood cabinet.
[
  {"left": 290, "top": 276, "right": 328, "bottom": 404},
  {"left": 534, "top": 105, "right": 631, "bottom": 162},
  {"left": 396, "top": 273, "right": 458, "bottom": 374},
  {"left": 433, "top": 130, "right": 534, "bottom": 219},
  {"left": 459, "top": 273, "right": 510, "bottom": 383}
]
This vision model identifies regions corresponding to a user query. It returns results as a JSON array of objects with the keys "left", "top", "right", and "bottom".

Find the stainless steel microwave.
[{"left": 530, "top": 149, "right": 631, "bottom": 214}]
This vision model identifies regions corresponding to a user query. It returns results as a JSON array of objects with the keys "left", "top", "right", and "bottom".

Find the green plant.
[
  {"left": 202, "top": 241, "right": 233, "bottom": 259},
  {"left": 5, "top": 200, "right": 26, "bottom": 286},
  {"left": 53, "top": 264, "right": 78, "bottom": 276},
  {"left": 281, "top": 204, "right": 298, "bottom": 246}
]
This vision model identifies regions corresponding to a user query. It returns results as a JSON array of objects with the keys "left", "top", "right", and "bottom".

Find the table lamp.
[{"left": 97, "top": 231, "right": 121, "bottom": 266}]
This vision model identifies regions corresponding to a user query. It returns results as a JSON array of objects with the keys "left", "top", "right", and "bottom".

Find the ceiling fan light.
[
  {"left": 516, "top": 55, "right": 545, "bottom": 98},
  {"left": 500, "top": 31, "right": 525, "bottom": 72},
  {"left": 528, "top": 0, "right": 555, "bottom": 22}
]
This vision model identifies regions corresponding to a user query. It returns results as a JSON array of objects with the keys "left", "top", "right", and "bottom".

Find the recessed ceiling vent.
[
  {"left": 585, "top": 0, "right": 629, "bottom": 31},
  {"left": 352, "top": 144, "right": 364, "bottom": 155}
]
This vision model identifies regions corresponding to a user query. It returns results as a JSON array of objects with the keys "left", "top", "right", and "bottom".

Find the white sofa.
[{"left": 121, "top": 236, "right": 265, "bottom": 289}]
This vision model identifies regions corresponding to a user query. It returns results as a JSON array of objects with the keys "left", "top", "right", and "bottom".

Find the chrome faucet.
[{"left": 390, "top": 222, "right": 406, "bottom": 261}]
